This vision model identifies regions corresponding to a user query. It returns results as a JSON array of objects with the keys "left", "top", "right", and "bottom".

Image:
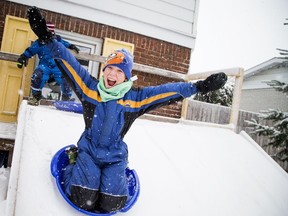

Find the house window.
[
  {"left": 76, "top": 45, "right": 91, "bottom": 71},
  {"left": 39, "top": 30, "right": 103, "bottom": 101},
  {"left": 56, "top": 30, "right": 103, "bottom": 77}
]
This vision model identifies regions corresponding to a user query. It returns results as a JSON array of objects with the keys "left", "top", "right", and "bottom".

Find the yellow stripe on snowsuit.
[
  {"left": 62, "top": 60, "right": 102, "bottom": 102},
  {"left": 61, "top": 60, "right": 177, "bottom": 107},
  {"left": 117, "top": 92, "right": 177, "bottom": 108}
]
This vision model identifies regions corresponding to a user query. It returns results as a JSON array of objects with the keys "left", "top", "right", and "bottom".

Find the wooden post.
[
  {"left": 229, "top": 68, "right": 244, "bottom": 129},
  {"left": 181, "top": 99, "right": 188, "bottom": 119}
]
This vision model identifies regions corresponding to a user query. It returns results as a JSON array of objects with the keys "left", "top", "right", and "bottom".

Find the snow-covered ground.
[
  {"left": 1, "top": 100, "right": 288, "bottom": 216},
  {"left": 0, "top": 167, "right": 10, "bottom": 210},
  {"left": 0, "top": 122, "right": 16, "bottom": 140}
]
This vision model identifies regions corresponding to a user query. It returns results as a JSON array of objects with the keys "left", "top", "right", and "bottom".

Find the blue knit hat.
[{"left": 102, "top": 49, "right": 134, "bottom": 80}]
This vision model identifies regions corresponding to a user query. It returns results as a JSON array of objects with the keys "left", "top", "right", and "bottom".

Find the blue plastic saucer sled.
[
  {"left": 54, "top": 101, "right": 83, "bottom": 114},
  {"left": 51, "top": 145, "right": 140, "bottom": 215}
]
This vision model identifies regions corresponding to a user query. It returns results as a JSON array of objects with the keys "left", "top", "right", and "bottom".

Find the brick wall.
[{"left": 1, "top": 0, "right": 192, "bottom": 118}]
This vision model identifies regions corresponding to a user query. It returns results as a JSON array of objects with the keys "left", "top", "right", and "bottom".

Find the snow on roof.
[
  {"left": 3, "top": 101, "right": 288, "bottom": 216},
  {"left": 244, "top": 57, "right": 288, "bottom": 79}
]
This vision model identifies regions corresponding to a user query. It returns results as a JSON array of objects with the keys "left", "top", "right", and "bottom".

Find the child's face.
[{"left": 103, "top": 65, "right": 126, "bottom": 89}]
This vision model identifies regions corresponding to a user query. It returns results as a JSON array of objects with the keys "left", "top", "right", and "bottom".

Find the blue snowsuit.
[
  {"left": 48, "top": 40, "right": 198, "bottom": 212},
  {"left": 22, "top": 35, "right": 72, "bottom": 98}
]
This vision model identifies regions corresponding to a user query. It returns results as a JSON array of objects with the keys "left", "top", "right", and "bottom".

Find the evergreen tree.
[
  {"left": 246, "top": 78, "right": 288, "bottom": 162},
  {"left": 276, "top": 48, "right": 288, "bottom": 60},
  {"left": 246, "top": 18, "right": 288, "bottom": 163},
  {"left": 194, "top": 81, "right": 234, "bottom": 107},
  {"left": 264, "top": 80, "right": 288, "bottom": 95}
]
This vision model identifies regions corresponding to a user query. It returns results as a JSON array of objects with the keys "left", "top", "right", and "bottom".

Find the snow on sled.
[
  {"left": 50, "top": 145, "right": 140, "bottom": 215},
  {"left": 54, "top": 101, "right": 83, "bottom": 114}
]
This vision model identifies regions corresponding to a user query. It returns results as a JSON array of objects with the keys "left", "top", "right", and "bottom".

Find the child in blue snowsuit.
[
  {"left": 17, "top": 22, "right": 79, "bottom": 105},
  {"left": 27, "top": 6, "right": 227, "bottom": 213}
]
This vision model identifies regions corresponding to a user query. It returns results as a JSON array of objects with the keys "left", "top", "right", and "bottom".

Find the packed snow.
[
  {"left": 0, "top": 167, "right": 10, "bottom": 209},
  {"left": 0, "top": 100, "right": 288, "bottom": 216}
]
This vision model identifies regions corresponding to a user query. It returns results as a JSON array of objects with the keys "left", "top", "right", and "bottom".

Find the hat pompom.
[{"left": 46, "top": 22, "right": 55, "bottom": 35}]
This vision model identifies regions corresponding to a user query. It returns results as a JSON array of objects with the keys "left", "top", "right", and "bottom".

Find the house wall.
[
  {"left": 0, "top": 0, "right": 193, "bottom": 118},
  {"left": 241, "top": 65, "right": 288, "bottom": 113},
  {"left": 240, "top": 88, "right": 288, "bottom": 113},
  {"left": 7, "top": 0, "right": 199, "bottom": 48},
  {"left": 243, "top": 66, "right": 288, "bottom": 90}
]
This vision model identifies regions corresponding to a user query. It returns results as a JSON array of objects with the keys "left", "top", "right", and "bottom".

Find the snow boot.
[
  {"left": 65, "top": 146, "right": 78, "bottom": 164},
  {"left": 28, "top": 91, "right": 42, "bottom": 106}
]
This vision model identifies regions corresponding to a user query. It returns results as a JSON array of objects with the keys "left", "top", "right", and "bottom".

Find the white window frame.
[{"left": 56, "top": 29, "right": 103, "bottom": 78}]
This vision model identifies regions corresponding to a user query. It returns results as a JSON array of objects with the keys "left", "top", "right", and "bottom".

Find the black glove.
[
  {"left": 27, "top": 6, "right": 53, "bottom": 44},
  {"left": 69, "top": 44, "right": 80, "bottom": 53},
  {"left": 17, "top": 54, "right": 28, "bottom": 69},
  {"left": 195, "top": 72, "right": 227, "bottom": 94}
]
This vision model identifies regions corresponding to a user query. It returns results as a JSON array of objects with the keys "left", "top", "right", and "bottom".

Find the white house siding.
[
  {"left": 9, "top": 0, "right": 199, "bottom": 48},
  {"left": 241, "top": 62, "right": 288, "bottom": 113},
  {"left": 240, "top": 88, "right": 288, "bottom": 113},
  {"left": 243, "top": 67, "right": 288, "bottom": 90}
]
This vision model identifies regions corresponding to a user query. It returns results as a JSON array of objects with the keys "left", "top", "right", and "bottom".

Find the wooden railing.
[
  {"left": 0, "top": 51, "right": 18, "bottom": 62},
  {"left": 183, "top": 67, "right": 244, "bottom": 130},
  {"left": 0, "top": 51, "right": 243, "bottom": 130}
]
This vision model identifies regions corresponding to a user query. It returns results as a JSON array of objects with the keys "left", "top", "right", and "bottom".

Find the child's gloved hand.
[
  {"left": 27, "top": 6, "right": 53, "bottom": 44},
  {"left": 17, "top": 54, "right": 28, "bottom": 68},
  {"left": 195, "top": 72, "right": 227, "bottom": 94}
]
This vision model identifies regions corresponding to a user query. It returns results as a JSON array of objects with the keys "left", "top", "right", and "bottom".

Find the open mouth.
[{"left": 107, "top": 79, "right": 116, "bottom": 87}]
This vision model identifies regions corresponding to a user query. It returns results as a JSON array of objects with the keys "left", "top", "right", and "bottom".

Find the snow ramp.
[{"left": 5, "top": 101, "right": 288, "bottom": 216}]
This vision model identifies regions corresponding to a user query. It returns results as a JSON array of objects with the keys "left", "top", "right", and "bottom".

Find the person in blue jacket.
[
  {"left": 17, "top": 22, "right": 80, "bottom": 105},
  {"left": 27, "top": 6, "right": 227, "bottom": 213}
]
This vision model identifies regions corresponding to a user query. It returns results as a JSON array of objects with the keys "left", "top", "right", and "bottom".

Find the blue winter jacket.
[
  {"left": 23, "top": 35, "right": 71, "bottom": 68},
  {"left": 48, "top": 40, "right": 198, "bottom": 163}
]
